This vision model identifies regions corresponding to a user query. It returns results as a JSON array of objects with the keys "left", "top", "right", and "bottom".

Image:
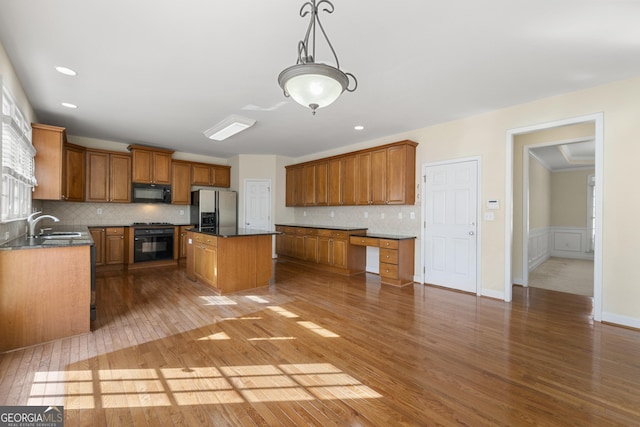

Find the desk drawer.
[
  {"left": 349, "top": 236, "right": 379, "bottom": 246},
  {"left": 380, "top": 263, "right": 398, "bottom": 279},
  {"left": 331, "top": 231, "right": 348, "bottom": 239},
  {"left": 380, "top": 248, "right": 398, "bottom": 264},
  {"left": 379, "top": 239, "right": 399, "bottom": 249}
]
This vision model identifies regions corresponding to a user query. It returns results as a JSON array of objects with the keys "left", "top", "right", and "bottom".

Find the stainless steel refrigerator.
[{"left": 190, "top": 190, "right": 237, "bottom": 231}]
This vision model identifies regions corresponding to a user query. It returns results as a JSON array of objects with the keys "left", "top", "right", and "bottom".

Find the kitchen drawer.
[
  {"left": 106, "top": 227, "right": 124, "bottom": 236},
  {"left": 379, "top": 248, "right": 399, "bottom": 264},
  {"left": 350, "top": 236, "right": 379, "bottom": 247},
  {"left": 380, "top": 263, "right": 399, "bottom": 279},
  {"left": 194, "top": 234, "right": 217, "bottom": 246},
  {"left": 317, "top": 229, "right": 332, "bottom": 237},
  {"left": 284, "top": 227, "right": 296, "bottom": 234},
  {"left": 295, "top": 227, "right": 307, "bottom": 234},
  {"left": 331, "top": 230, "right": 348, "bottom": 239},
  {"left": 306, "top": 228, "right": 318, "bottom": 235},
  {"left": 379, "top": 239, "right": 399, "bottom": 249},
  {"left": 275, "top": 226, "right": 285, "bottom": 232}
]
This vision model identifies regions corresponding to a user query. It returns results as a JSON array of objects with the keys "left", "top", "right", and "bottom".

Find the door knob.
[{"left": 469, "top": 231, "right": 475, "bottom": 236}]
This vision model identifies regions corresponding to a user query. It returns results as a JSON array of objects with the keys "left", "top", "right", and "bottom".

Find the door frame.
[
  {"left": 505, "top": 113, "right": 603, "bottom": 321},
  {"left": 521, "top": 137, "right": 594, "bottom": 287},
  {"left": 421, "top": 156, "right": 482, "bottom": 295}
]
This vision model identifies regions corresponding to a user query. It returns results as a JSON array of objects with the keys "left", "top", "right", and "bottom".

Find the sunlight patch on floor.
[
  {"left": 28, "top": 363, "right": 382, "bottom": 409},
  {"left": 200, "top": 295, "right": 237, "bottom": 305}
]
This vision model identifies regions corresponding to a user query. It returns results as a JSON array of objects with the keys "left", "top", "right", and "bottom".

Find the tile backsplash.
[
  {"left": 41, "top": 201, "right": 191, "bottom": 226},
  {"left": 292, "top": 205, "right": 421, "bottom": 237}
]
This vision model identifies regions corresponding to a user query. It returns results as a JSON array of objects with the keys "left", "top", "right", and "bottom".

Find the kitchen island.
[
  {"left": 0, "top": 226, "right": 93, "bottom": 353},
  {"left": 186, "top": 227, "right": 279, "bottom": 294}
]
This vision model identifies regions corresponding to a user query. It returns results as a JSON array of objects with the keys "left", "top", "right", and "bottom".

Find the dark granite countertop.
[
  {"left": 0, "top": 225, "right": 94, "bottom": 250},
  {"left": 275, "top": 223, "right": 368, "bottom": 231},
  {"left": 351, "top": 232, "right": 416, "bottom": 240},
  {"left": 189, "top": 227, "right": 280, "bottom": 238}
]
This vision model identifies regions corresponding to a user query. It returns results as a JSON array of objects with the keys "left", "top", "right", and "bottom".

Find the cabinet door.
[
  {"left": 89, "top": 228, "right": 105, "bottom": 266},
  {"left": 356, "top": 153, "right": 371, "bottom": 205},
  {"left": 317, "top": 236, "right": 331, "bottom": 266},
  {"left": 315, "top": 161, "right": 328, "bottom": 206},
  {"left": 131, "top": 149, "right": 153, "bottom": 183},
  {"left": 171, "top": 161, "right": 191, "bottom": 204},
  {"left": 152, "top": 152, "right": 172, "bottom": 184},
  {"left": 303, "top": 164, "right": 316, "bottom": 205},
  {"left": 371, "top": 149, "right": 388, "bottom": 204},
  {"left": 212, "top": 166, "right": 230, "bottom": 187},
  {"left": 32, "top": 125, "right": 64, "bottom": 200},
  {"left": 202, "top": 244, "right": 217, "bottom": 287},
  {"left": 110, "top": 154, "right": 132, "bottom": 203},
  {"left": 327, "top": 158, "right": 342, "bottom": 206},
  {"left": 86, "top": 151, "right": 109, "bottom": 202},
  {"left": 293, "top": 234, "right": 305, "bottom": 259},
  {"left": 191, "top": 164, "right": 211, "bottom": 185},
  {"left": 304, "top": 235, "right": 318, "bottom": 262},
  {"left": 293, "top": 167, "right": 304, "bottom": 206},
  {"left": 286, "top": 168, "right": 296, "bottom": 206},
  {"left": 387, "top": 144, "right": 411, "bottom": 204},
  {"left": 332, "top": 238, "right": 348, "bottom": 269},
  {"left": 64, "top": 145, "right": 85, "bottom": 202},
  {"left": 105, "top": 229, "right": 125, "bottom": 265},
  {"left": 178, "top": 226, "right": 190, "bottom": 259},
  {"left": 341, "top": 156, "right": 358, "bottom": 205}
]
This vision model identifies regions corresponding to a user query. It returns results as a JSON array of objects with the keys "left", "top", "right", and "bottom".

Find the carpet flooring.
[{"left": 528, "top": 257, "right": 594, "bottom": 297}]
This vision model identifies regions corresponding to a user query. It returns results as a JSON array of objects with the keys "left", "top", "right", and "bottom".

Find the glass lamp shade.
[{"left": 278, "top": 63, "right": 349, "bottom": 111}]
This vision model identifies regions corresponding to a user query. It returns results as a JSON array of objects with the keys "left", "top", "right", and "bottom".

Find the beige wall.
[
  {"left": 529, "top": 156, "right": 551, "bottom": 230},
  {"left": 291, "top": 75, "right": 640, "bottom": 325},
  {"left": 551, "top": 169, "right": 594, "bottom": 227}
]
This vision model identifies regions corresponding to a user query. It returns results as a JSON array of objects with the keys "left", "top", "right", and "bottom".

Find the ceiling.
[
  {"left": 530, "top": 140, "right": 595, "bottom": 171},
  {"left": 1, "top": 1, "right": 639, "bottom": 159}
]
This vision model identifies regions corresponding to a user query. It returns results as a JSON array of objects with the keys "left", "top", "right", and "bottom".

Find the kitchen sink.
[{"left": 41, "top": 232, "right": 83, "bottom": 239}]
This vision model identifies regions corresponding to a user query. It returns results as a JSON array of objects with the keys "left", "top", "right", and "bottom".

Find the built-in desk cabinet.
[
  {"left": 350, "top": 235, "right": 415, "bottom": 286},
  {"left": 90, "top": 227, "right": 126, "bottom": 268}
]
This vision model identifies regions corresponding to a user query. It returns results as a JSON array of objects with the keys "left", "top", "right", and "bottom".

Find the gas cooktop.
[{"left": 132, "top": 222, "right": 174, "bottom": 226}]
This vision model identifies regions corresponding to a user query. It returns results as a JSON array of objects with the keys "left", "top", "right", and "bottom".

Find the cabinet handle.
[
  {"left": 386, "top": 255, "right": 390, "bottom": 259},
  {"left": 120, "top": 236, "right": 124, "bottom": 239},
  {"left": 385, "top": 269, "right": 389, "bottom": 273}
]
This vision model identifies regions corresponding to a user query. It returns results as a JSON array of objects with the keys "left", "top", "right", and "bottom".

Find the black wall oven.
[{"left": 133, "top": 226, "right": 175, "bottom": 262}]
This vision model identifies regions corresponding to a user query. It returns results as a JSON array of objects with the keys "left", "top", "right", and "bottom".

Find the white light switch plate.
[{"left": 484, "top": 212, "right": 494, "bottom": 221}]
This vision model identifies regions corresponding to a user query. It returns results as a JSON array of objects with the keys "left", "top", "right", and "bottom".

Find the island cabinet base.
[
  {"left": 0, "top": 246, "right": 91, "bottom": 353},
  {"left": 187, "top": 231, "right": 274, "bottom": 294}
]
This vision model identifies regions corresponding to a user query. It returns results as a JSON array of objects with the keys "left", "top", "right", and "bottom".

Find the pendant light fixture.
[{"left": 278, "top": 0, "right": 357, "bottom": 115}]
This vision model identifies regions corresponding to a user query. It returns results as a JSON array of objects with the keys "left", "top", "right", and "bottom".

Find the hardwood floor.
[{"left": 1, "top": 260, "right": 640, "bottom": 426}]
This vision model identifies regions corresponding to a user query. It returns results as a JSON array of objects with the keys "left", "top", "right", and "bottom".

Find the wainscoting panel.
[
  {"left": 528, "top": 226, "right": 593, "bottom": 273},
  {"left": 528, "top": 227, "right": 551, "bottom": 271}
]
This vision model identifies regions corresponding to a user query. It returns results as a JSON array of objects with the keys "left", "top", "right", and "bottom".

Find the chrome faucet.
[{"left": 27, "top": 211, "right": 60, "bottom": 238}]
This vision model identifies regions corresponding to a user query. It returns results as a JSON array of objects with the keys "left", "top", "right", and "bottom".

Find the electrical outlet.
[
  {"left": 97, "top": 208, "right": 103, "bottom": 215},
  {"left": 303, "top": 211, "right": 307, "bottom": 217},
  {"left": 410, "top": 212, "right": 415, "bottom": 219},
  {"left": 179, "top": 209, "right": 185, "bottom": 216},
  {"left": 4, "top": 231, "right": 9, "bottom": 241},
  {"left": 398, "top": 212, "right": 403, "bottom": 220},
  {"left": 364, "top": 212, "right": 368, "bottom": 218},
  {"left": 330, "top": 211, "right": 335, "bottom": 218}
]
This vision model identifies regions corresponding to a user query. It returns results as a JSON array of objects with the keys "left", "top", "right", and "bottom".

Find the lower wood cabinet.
[
  {"left": 90, "top": 227, "right": 125, "bottom": 267},
  {"left": 193, "top": 233, "right": 217, "bottom": 288},
  {"left": 275, "top": 225, "right": 366, "bottom": 275}
]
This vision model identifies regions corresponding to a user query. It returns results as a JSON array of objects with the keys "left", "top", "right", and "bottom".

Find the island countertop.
[
  {"left": 188, "top": 227, "right": 280, "bottom": 238},
  {"left": 275, "top": 223, "right": 368, "bottom": 231}
]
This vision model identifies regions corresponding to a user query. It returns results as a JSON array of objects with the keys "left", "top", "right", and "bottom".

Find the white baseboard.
[
  {"left": 512, "top": 277, "right": 524, "bottom": 286},
  {"left": 602, "top": 312, "right": 640, "bottom": 329}
]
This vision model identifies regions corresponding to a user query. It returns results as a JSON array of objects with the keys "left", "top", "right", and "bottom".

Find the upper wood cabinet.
[
  {"left": 191, "top": 162, "right": 231, "bottom": 188},
  {"left": 286, "top": 140, "right": 417, "bottom": 207},
  {"left": 171, "top": 160, "right": 191, "bottom": 204},
  {"left": 86, "top": 149, "right": 131, "bottom": 203},
  {"left": 32, "top": 123, "right": 85, "bottom": 201},
  {"left": 128, "top": 145, "right": 173, "bottom": 184}
]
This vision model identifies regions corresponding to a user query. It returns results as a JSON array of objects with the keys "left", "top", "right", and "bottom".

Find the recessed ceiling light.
[
  {"left": 61, "top": 102, "right": 78, "bottom": 109},
  {"left": 354, "top": 125, "right": 364, "bottom": 131},
  {"left": 55, "top": 66, "right": 77, "bottom": 76}
]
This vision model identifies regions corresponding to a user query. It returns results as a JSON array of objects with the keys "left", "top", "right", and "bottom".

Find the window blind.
[{"left": 1, "top": 77, "right": 35, "bottom": 222}]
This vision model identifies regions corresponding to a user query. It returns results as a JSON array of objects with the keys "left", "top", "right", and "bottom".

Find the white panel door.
[
  {"left": 424, "top": 160, "right": 478, "bottom": 293},
  {"left": 244, "top": 179, "right": 271, "bottom": 229}
]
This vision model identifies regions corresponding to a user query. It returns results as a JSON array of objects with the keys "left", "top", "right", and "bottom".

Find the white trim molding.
[
  {"left": 602, "top": 312, "right": 640, "bottom": 330},
  {"left": 549, "top": 226, "right": 594, "bottom": 260}
]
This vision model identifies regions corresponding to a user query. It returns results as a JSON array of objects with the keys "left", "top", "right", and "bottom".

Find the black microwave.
[{"left": 132, "top": 183, "right": 172, "bottom": 203}]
